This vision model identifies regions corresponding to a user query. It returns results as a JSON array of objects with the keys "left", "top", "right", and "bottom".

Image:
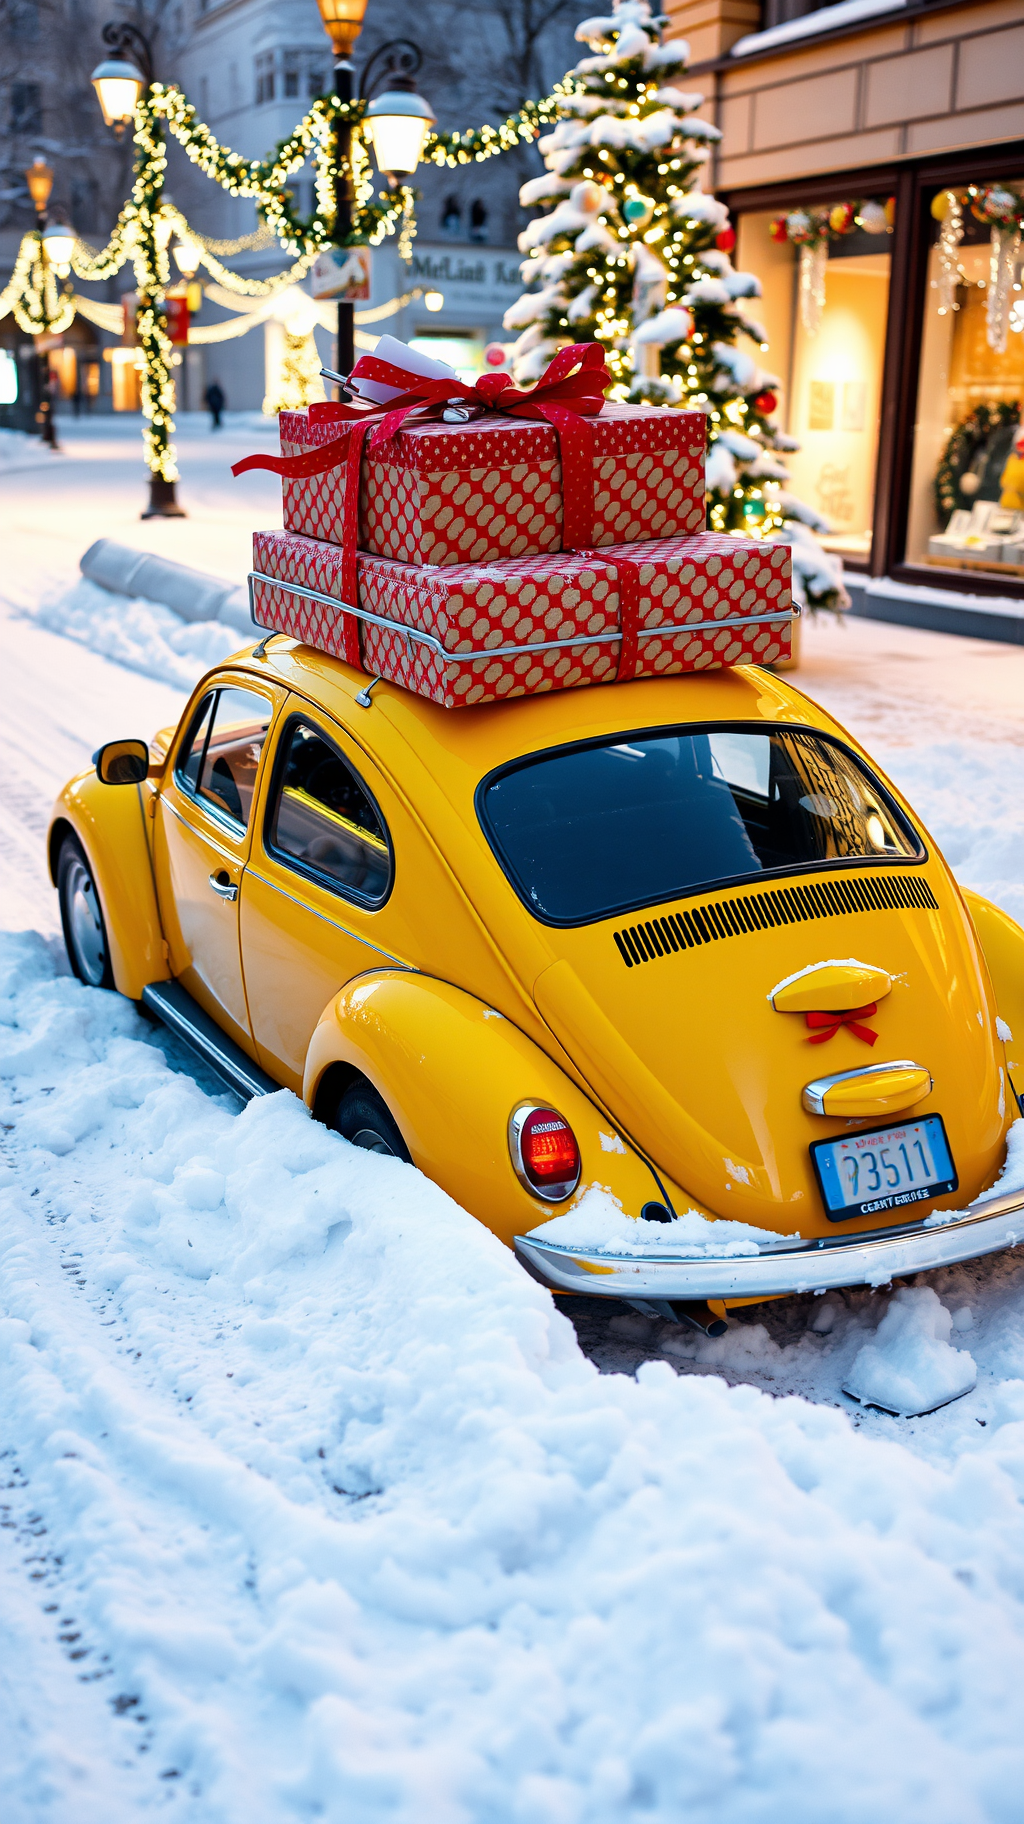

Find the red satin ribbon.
[
  {"left": 806, "top": 1004, "right": 879, "bottom": 1046},
  {"left": 573, "top": 548, "right": 641, "bottom": 682},
  {"left": 232, "top": 343, "right": 611, "bottom": 613}
]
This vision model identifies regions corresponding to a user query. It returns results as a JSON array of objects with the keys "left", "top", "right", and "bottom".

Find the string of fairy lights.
[{"left": 0, "top": 81, "right": 567, "bottom": 480}]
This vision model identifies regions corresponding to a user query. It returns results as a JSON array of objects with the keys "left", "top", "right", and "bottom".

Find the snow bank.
[
  {"left": 843, "top": 1287, "right": 977, "bottom": 1416},
  {"left": 529, "top": 1186, "right": 781, "bottom": 1255},
  {"left": 24, "top": 575, "right": 241, "bottom": 690},
  {"left": 878, "top": 742, "right": 1024, "bottom": 930},
  {"left": 4, "top": 928, "right": 1024, "bottom": 1818}
]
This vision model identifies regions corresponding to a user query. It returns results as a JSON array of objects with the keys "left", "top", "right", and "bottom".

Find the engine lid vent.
[{"left": 613, "top": 872, "right": 939, "bottom": 969}]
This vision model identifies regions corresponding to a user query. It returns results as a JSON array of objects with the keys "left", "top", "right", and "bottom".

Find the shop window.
[
  {"left": 103, "top": 347, "right": 141, "bottom": 412},
  {"left": 735, "top": 207, "right": 891, "bottom": 564},
  {"left": 0, "top": 350, "right": 18, "bottom": 406},
  {"left": 906, "top": 182, "right": 1024, "bottom": 581}
]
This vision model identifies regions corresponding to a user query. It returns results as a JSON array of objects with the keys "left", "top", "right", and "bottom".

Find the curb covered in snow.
[
  {"left": 80, "top": 539, "right": 253, "bottom": 637},
  {"left": 845, "top": 574, "right": 1024, "bottom": 646}
]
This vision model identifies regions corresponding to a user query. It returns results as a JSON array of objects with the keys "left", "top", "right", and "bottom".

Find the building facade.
[{"left": 665, "top": 0, "right": 1024, "bottom": 610}]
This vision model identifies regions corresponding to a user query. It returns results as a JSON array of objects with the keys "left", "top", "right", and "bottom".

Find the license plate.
[{"left": 810, "top": 1115, "right": 957, "bottom": 1223}]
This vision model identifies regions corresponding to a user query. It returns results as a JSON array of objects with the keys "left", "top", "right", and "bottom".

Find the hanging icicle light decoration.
[
  {"left": 798, "top": 240, "right": 827, "bottom": 335},
  {"left": 968, "top": 185, "right": 1024, "bottom": 354},
  {"left": 987, "top": 223, "right": 1020, "bottom": 354},
  {"left": 932, "top": 189, "right": 963, "bottom": 316}
]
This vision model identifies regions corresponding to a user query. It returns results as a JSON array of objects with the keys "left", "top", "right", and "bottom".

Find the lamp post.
[
  {"left": 91, "top": 21, "right": 185, "bottom": 518},
  {"left": 312, "top": 2, "right": 433, "bottom": 386},
  {"left": 24, "top": 158, "right": 62, "bottom": 449}
]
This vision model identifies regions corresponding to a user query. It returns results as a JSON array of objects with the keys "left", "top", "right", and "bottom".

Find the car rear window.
[{"left": 478, "top": 725, "right": 923, "bottom": 926}]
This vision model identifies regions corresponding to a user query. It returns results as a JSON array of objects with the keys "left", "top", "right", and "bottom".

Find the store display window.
[
  {"left": 735, "top": 203, "right": 892, "bottom": 565},
  {"left": 905, "top": 182, "right": 1024, "bottom": 580}
]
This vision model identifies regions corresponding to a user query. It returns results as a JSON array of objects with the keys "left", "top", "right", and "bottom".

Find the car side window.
[
  {"left": 177, "top": 693, "right": 214, "bottom": 794},
  {"left": 175, "top": 686, "right": 273, "bottom": 832},
  {"left": 266, "top": 717, "right": 392, "bottom": 906}
]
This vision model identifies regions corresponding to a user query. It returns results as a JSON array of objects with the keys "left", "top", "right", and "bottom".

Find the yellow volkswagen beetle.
[{"left": 49, "top": 640, "right": 1024, "bottom": 1330}]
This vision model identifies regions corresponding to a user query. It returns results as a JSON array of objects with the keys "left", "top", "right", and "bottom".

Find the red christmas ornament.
[
  {"left": 715, "top": 225, "right": 736, "bottom": 253},
  {"left": 769, "top": 217, "right": 788, "bottom": 244},
  {"left": 753, "top": 389, "right": 777, "bottom": 416}
]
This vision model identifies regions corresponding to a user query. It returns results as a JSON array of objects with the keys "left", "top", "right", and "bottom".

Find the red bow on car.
[{"left": 805, "top": 1004, "right": 879, "bottom": 1045}]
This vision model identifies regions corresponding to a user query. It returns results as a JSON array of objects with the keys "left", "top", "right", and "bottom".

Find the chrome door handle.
[{"left": 208, "top": 870, "right": 239, "bottom": 902}]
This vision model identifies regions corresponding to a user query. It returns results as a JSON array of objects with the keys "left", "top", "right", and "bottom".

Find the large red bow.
[
  {"left": 232, "top": 340, "right": 610, "bottom": 558},
  {"left": 309, "top": 337, "right": 609, "bottom": 449},
  {"left": 806, "top": 1004, "right": 879, "bottom": 1046}
]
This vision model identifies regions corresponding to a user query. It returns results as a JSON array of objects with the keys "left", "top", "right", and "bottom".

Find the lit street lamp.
[
  {"left": 91, "top": 21, "right": 185, "bottom": 519},
  {"left": 90, "top": 28, "right": 148, "bottom": 135},
  {"left": 24, "top": 158, "right": 64, "bottom": 450},
  {"left": 312, "top": 0, "right": 433, "bottom": 385},
  {"left": 363, "top": 60, "right": 435, "bottom": 184},
  {"left": 173, "top": 237, "right": 203, "bottom": 281},
  {"left": 41, "top": 222, "right": 77, "bottom": 275}
]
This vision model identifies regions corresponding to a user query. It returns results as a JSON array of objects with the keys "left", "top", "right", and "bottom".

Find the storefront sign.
[{"left": 405, "top": 246, "right": 522, "bottom": 320}]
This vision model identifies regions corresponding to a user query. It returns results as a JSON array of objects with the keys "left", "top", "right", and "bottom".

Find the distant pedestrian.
[{"left": 204, "top": 381, "right": 225, "bottom": 430}]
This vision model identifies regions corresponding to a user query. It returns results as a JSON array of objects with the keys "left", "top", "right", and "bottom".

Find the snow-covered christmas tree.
[{"left": 503, "top": 0, "right": 847, "bottom": 611}]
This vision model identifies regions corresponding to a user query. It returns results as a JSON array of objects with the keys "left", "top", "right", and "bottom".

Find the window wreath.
[{"left": 934, "top": 399, "right": 1021, "bottom": 519}]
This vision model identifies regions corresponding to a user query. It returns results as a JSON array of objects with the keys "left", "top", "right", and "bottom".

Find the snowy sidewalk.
[{"left": 2, "top": 420, "right": 1024, "bottom": 1821}]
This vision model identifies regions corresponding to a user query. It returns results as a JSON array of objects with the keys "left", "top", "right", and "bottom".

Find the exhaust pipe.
[{"left": 627, "top": 1298, "right": 728, "bottom": 1337}]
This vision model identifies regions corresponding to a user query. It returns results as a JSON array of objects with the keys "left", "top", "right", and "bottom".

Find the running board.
[{"left": 141, "top": 981, "right": 278, "bottom": 1100}]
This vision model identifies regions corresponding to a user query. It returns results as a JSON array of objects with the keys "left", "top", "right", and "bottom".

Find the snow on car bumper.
[{"left": 514, "top": 1185, "right": 1024, "bottom": 1301}]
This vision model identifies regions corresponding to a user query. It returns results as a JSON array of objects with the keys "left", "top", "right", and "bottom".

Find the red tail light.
[{"left": 509, "top": 1103, "right": 581, "bottom": 1201}]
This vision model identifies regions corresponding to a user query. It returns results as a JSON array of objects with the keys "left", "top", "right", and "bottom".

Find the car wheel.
[
  {"left": 57, "top": 834, "right": 115, "bottom": 989},
  {"left": 331, "top": 1079, "right": 411, "bottom": 1162}
]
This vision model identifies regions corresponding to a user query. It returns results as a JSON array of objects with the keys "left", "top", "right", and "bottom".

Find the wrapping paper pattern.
[
  {"left": 278, "top": 403, "right": 706, "bottom": 567},
  {"left": 252, "top": 529, "right": 791, "bottom": 710}
]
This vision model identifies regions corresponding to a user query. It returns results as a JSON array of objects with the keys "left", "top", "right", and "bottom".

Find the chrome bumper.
[{"left": 514, "top": 1186, "right": 1024, "bottom": 1302}]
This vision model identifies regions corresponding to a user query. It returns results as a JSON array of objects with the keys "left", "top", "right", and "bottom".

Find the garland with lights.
[
  {"left": 0, "top": 76, "right": 570, "bottom": 478},
  {"left": 767, "top": 198, "right": 894, "bottom": 335},
  {"left": 425, "top": 89, "right": 570, "bottom": 167},
  {"left": 0, "top": 230, "right": 76, "bottom": 335},
  {"left": 768, "top": 198, "right": 895, "bottom": 248},
  {"left": 504, "top": 0, "right": 847, "bottom": 611}
]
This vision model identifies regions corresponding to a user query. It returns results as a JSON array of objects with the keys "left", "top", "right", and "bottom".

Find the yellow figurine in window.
[{"left": 999, "top": 424, "right": 1024, "bottom": 510}]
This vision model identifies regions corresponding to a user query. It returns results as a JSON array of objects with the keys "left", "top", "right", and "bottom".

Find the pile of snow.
[
  {"left": 881, "top": 742, "right": 1024, "bottom": 930},
  {"left": 24, "top": 575, "right": 242, "bottom": 690},
  {"left": 5, "top": 928, "right": 1024, "bottom": 1816},
  {"left": 843, "top": 1287, "right": 977, "bottom": 1416},
  {"left": 529, "top": 1186, "right": 782, "bottom": 1255}
]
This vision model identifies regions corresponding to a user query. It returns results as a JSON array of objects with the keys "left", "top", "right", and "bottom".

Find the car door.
[
  {"left": 241, "top": 702, "right": 411, "bottom": 1092},
  {"left": 153, "top": 679, "right": 282, "bottom": 1052}
]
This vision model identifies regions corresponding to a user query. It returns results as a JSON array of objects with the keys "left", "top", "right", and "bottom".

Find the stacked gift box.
[{"left": 237, "top": 339, "right": 793, "bottom": 709}]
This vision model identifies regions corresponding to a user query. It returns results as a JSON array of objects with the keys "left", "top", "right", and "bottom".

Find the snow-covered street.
[{"left": 3, "top": 417, "right": 1024, "bottom": 1821}]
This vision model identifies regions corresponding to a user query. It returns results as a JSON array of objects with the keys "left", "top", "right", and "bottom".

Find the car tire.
[
  {"left": 57, "top": 833, "right": 115, "bottom": 990},
  {"left": 331, "top": 1078, "right": 411, "bottom": 1162}
]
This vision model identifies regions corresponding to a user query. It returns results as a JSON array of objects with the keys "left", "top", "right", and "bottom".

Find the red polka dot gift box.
[
  {"left": 250, "top": 528, "right": 792, "bottom": 711},
  {"left": 273, "top": 402, "right": 706, "bottom": 568}
]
